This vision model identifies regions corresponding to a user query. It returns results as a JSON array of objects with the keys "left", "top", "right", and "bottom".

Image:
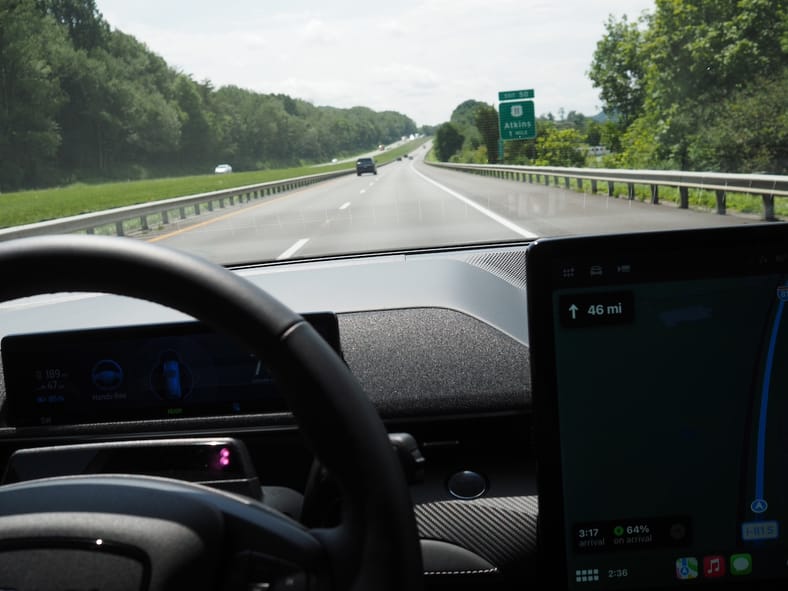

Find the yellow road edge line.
[{"left": 146, "top": 181, "right": 334, "bottom": 243}]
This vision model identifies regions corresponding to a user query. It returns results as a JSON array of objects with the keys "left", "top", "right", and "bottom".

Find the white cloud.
[
  {"left": 299, "top": 19, "right": 341, "bottom": 45},
  {"left": 96, "top": 0, "right": 656, "bottom": 125}
]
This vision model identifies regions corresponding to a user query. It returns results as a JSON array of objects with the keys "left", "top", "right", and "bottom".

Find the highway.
[{"left": 151, "top": 149, "right": 755, "bottom": 264}]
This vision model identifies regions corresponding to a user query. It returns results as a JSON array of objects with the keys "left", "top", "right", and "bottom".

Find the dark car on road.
[{"left": 356, "top": 157, "right": 377, "bottom": 176}]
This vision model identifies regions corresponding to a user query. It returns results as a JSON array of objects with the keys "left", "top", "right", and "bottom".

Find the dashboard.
[
  {"left": 0, "top": 241, "right": 535, "bottom": 589},
  {"left": 3, "top": 224, "right": 784, "bottom": 590}
]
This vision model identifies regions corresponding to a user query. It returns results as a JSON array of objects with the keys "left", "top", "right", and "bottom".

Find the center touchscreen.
[
  {"left": 2, "top": 312, "right": 341, "bottom": 426},
  {"left": 528, "top": 225, "right": 788, "bottom": 590}
]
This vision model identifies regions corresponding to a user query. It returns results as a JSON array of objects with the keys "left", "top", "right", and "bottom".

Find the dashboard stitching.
[{"left": 423, "top": 568, "right": 499, "bottom": 576}]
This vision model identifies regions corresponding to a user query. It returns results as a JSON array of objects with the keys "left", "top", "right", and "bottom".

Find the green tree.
[
  {"left": 474, "top": 104, "right": 499, "bottom": 164},
  {"left": 0, "top": 0, "right": 67, "bottom": 190},
  {"left": 535, "top": 127, "right": 585, "bottom": 167},
  {"left": 688, "top": 70, "right": 788, "bottom": 173},
  {"left": 589, "top": 14, "right": 646, "bottom": 126},
  {"left": 37, "top": 0, "right": 108, "bottom": 50},
  {"left": 434, "top": 123, "right": 465, "bottom": 161},
  {"left": 593, "top": 0, "right": 788, "bottom": 172},
  {"left": 586, "top": 121, "right": 602, "bottom": 146}
]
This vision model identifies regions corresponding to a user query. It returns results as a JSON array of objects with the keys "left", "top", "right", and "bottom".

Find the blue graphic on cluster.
[{"left": 91, "top": 360, "right": 124, "bottom": 391}]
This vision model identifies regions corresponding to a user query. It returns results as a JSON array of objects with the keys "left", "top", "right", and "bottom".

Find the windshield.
[{"left": 1, "top": 0, "right": 785, "bottom": 265}]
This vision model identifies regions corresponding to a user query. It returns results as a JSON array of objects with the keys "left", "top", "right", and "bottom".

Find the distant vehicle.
[
  {"left": 356, "top": 157, "right": 377, "bottom": 176},
  {"left": 214, "top": 164, "right": 232, "bottom": 174},
  {"left": 331, "top": 158, "right": 338, "bottom": 163}
]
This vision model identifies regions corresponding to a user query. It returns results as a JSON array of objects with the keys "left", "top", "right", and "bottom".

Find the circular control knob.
[{"left": 447, "top": 470, "right": 487, "bottom": 500}]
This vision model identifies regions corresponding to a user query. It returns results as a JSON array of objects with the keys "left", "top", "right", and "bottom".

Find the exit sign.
[
  {"left": 498, "top": 89, "right": 534, "bottom": 101},
  {"left": 499, "top": 100, "right": 536, "bottom": 140}
]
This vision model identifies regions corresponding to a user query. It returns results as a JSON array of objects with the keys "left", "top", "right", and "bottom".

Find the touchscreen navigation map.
[{"left": 553, "top": 268, "right": 788, "bottom": 589}]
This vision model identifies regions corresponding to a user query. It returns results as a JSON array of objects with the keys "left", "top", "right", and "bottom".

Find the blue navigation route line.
[{"left": 754, "top": 295, "right": 785, "bottom": 505}]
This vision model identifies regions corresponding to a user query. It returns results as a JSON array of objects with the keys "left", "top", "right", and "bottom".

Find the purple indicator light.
[{"left": 218, "top": 447, "right": 231, "bottom": 467}]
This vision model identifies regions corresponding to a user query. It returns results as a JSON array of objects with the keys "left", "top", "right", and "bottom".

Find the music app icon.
[{"left": 703, "top": 555, "right": 726, "bottom": 578}]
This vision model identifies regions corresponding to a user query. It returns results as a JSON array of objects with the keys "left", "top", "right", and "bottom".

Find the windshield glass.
[{"left": 1, "top": 0, "right": 785, "bottom": 264}]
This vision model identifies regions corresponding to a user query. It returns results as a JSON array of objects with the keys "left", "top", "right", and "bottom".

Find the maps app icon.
[{"left": 777, "top": 285, "right": 788, "bottom": 302}]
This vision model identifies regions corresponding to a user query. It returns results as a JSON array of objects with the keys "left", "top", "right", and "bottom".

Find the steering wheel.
[{"left": 0, "top": 236, "right": 423, "bottom": 591}]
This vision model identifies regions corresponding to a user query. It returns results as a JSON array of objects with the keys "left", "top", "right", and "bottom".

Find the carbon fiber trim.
[
  {"left": 463, "top": 250, "right": 527, "bottom": 289},
  {"left": 415, "top": 495, "right": 538, "bottom": 569}
]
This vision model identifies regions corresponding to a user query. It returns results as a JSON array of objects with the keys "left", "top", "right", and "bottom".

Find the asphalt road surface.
[{"left": 151, "top": 150, "right": 757, "bottom": 264}]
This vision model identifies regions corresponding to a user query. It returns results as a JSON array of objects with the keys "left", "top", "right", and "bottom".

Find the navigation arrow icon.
[{"left": 569, "top": 304, "right": 578, "bottom": 320}]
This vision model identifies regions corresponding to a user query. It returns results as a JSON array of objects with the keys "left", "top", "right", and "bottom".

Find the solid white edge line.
[
  {"left": 410, "top": 164, "right": 538, "bottom": 239},
  {"left": 339, "top": 202, "right": 351, "bottom": 210},
  {"left": 277, "top": 238, "right": 310, "bottom": 260}
]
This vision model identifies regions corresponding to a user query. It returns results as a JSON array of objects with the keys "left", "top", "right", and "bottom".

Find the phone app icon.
[
  {"left": 730, "top": 553, "right": 752, "bottom": 576},
  {"left": 703, "top": 555, "right": 725, "bottom": 578},
  {"left": 675, "top": 557, "right": 698, "bottom": 580}
]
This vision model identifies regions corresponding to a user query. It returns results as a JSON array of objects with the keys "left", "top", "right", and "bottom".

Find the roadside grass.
[
  {"left": 0, "top": 137, "right": 428, "bottom": 229},
  {"left": 586, "top": 182, "right": 781, "bottom": 219}
]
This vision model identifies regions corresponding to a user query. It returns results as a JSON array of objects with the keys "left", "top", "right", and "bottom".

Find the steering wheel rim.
[{"left": 0, "top": 235, "right": 423, "bottom": 590}]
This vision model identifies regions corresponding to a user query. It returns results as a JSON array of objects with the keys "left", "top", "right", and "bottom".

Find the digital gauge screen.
[{"left": 1, "top": 313, "right": 342, "bottom": 426}]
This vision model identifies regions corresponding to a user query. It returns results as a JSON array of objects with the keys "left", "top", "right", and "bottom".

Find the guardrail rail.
[
  {"left": 427, "top": 161, "right": 788, "bottom": 221},
  {"left": 0, "top": 169, "right": 354, "bottom": 241}
]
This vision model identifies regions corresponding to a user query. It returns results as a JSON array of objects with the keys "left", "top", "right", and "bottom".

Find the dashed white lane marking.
[
  {"left": 276, "top": 238, "right": 310, "bottom": 260},
  {"left": 410, "top": 165, "right": 538, "bottom": 239},
  {"left": 360, "top": 189, "right": 366, "bottom": 195},
  {"left": 339, "top": 202, "right": 351, "bottom": 210}
]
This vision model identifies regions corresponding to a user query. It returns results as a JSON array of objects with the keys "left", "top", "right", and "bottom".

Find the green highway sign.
[
  {"left": 498, "top": 89, "right": 534, "bottom": 101},
  {"left": 499, "top": 100, "right": 536, "bottom": 140}
]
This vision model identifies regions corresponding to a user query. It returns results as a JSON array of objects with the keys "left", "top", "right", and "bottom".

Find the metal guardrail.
[
  {"left": 427, "top": 161, "right": 788, "bottom": 221},
  {"left": 0, "top": 169, "right": 354, "bottom": 241}
]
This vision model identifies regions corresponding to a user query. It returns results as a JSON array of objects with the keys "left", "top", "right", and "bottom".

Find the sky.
[{"left": 95, "top": 0, "right": 654, "bottom": 126}]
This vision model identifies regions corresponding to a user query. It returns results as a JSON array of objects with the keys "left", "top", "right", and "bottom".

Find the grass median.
[{"left": 0, "top": 137, "right": 429, "bottom": 230}]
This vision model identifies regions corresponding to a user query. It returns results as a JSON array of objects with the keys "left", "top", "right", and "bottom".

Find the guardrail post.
[
  {"left": 763, "top": 194, "right": 776, "bottom": 221},
  {"left": 86, "top": 227, "right": 95, "bottom": 235},
  {"left": 162, "top": 210, "right": 169, "bottom": 225},
  {"left": 650, "top": 185, "right": 659, "bottom": 204},
  {"left": 564, "top": 177, "right": 570, "bottom": 189},
  {"left": 554, "top": 176, "right": 560, "bottom": 186},
  {"left": 206, "top": 200, "right": 213, "bottom": 212},
  {"left": 140, "top": 215, "right": 149, "bottom": 231},
  {"left": 591, "top": 180, "right": 597, "bottom": 194},
  {"left": 219, "top": 197, "right": 225, "bottom": 209},
  {"left": 715, "top": 190, "right": 726, "bottom": 215},
  {"left": 679, "top": 187, "right": 689, "bottom": 209},
  {"left": 115, "top": 222, "right": 124, "bottom": 236},
  {"left": 544, "top": 175, "right": 550, "bottom": 187},
  {"left": 528, "top": 173, "right": 533, "bottom": 183},
  {"left": 608, "top": 181, "right": 615, "bottom": 197},
  {"left": 627, "top": 183, "right": 635, "bottom": 200},
  {"left": 180, "top": 206, "right": 187, "bottom": 219},
  {"left": 577, "top": 178, "right": 583, "bottom": 191},
  {"left": 194, "top": 203, "right": 201, "bottom": 215}
]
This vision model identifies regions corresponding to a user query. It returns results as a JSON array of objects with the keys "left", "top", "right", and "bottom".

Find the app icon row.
[{"left": 676, "top": 554, "right": 752, "bottom": 580}]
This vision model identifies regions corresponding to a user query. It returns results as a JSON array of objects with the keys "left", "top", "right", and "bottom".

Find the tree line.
[
  {"left": 434, "top": 0, "right": 787, "bottom": 174},
  {"left": 433, "top": 99, "right": 606, "bottom": 167},
  {"left": 0, "top": 0, "right": 418, "bottom": 191}
]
